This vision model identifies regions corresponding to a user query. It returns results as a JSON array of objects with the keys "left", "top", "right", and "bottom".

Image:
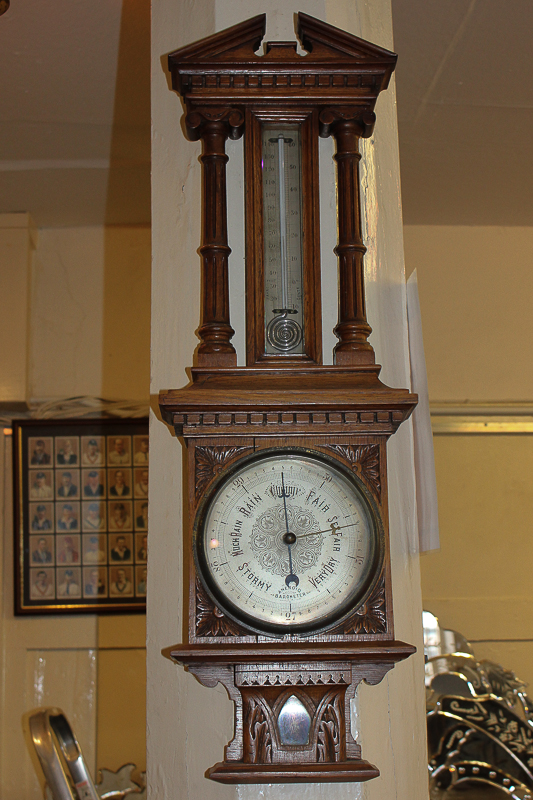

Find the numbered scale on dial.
[
  {"left": 195, "top": 449, "right": 382, "bottom": 636},
  {"left": 261, "top": 125, "right": 305, "bottom": 354}
]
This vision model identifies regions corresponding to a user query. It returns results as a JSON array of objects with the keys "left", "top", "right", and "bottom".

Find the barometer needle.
[
  {"left": 296, "top": 522, "right": 356, "bottom": 539},
  {"left": 281, "top": 471, "right": 299, "bottom": 588}
]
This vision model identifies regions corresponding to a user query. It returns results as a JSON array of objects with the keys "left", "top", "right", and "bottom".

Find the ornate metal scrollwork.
[
  {"left": 425, "top": 610, "right": 533, "bottom": 799},
  {"left": 266, "top": 311, "right": 303, "bottom": 352}
]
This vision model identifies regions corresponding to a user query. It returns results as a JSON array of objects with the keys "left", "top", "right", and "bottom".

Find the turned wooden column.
[
  {"left": 320, "top": 109, "right": 376, "bottom": 366},
  {"left": 186, "top": 108, "right": 244, "bottom": 367}
]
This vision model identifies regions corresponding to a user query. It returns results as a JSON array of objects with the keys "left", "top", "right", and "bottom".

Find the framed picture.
[{"left": 13, "top": 419, "right": 148, "bottom": 615}]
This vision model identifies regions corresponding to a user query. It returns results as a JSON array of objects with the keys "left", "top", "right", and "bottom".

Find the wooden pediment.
[
  {"left": 168, "top": 12, "right": 397, "bottom": 108},
  {"left": 297, "top": 12, "right": 397, "bottom": 67},
  {"left": 168, "top": 14, "right": 266, "bottom": 69}
]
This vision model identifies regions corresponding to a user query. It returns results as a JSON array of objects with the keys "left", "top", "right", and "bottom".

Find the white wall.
[
  {"left": 150, "top": 1, "right": 427, "bottom": 799},
  {"left": 0, "top": 221, "right": 151, "bottom": 799}
]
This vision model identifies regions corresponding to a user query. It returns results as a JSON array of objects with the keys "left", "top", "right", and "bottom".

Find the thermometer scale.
[{"left": 261, "top": 124, "right": 304, "bottom": 353}]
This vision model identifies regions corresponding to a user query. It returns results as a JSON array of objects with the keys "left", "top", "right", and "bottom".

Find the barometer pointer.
[
  {"left": 281, "top": 472, "right": 299, "bottom": 588},
  {"left": 297, "top": 522, "right": 356, "bottom": 539}
]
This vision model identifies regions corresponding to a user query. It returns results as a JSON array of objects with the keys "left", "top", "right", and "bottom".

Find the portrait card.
[
  {"left": 29, "top": 470, "right": 54, "bottom": 501},
  {"left": 81, "top": 436, "right": 106, "bottom": 467},
  {"left": 29, "top": 534, "right": 55, "bottom": 566},
  {"left": 109, "top": 566, "right": 134, "bottom": 597},
  {"left": 30, "top": 567, "right": 55, "bottom": 600},
  {"left": 133, "top": 468, "right": 149, "bottom": 499},
  {"left": 108, "top": 468, "right": 132, "bottom": 499},
  {"left": 134, "top": 500, "right": 148, "bottom": 530},
  {"left": 107, "top": 435, "right": 131, "bottom": 467},
  {"left": 82, "top": 468, "right": 106, "bottom": 499},
  {"left": 55, "top": 502, "right": 80, "bottom": 534},
  {"left": 82, "top": 501, "right": 107, "bottom": 533},
  {"left": 29, "top": 502, "right": 54, "bottom": 533},
  {"left": 28, "top": 437, "right": 53, "bottom": 468},
  {"left": 55, "top": 469, "right": 80, "bottom": 501},
  {"left": 56, "top": 567, "right": 82, "bottom": 599},
  {"left": 83, "top": 567, "right": 108, "bottom": 598},
  {"left": 82, "top": 532, "right": 108, "bottom": 564},
  {"left": 14, "top": 418, "right": 147, "bottom": 615},
  {"left": 108, "top": 500, "right": 133, "bottom": 532},
  {"left": 56, "top": 534, "right": 81, "bottom": 565},
  {"left": 135, "top": 565, "right": 148, "bottom": 597},
  {"left": 55, "top": 437, "right": 80, "bottom": 467},
  {"left": 135, "top": 532, "right": 148, "bottom": 564},
  {"left": 109, "top": 532, "right": 134, "bottom": 564},
  {"left": 133, "top": 435, "right": 149, "bottom": 465}
]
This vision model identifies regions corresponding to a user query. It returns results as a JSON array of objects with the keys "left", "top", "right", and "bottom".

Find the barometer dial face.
[
  {"left": 195, "top": 449, "right": 382, "bottom": 635},
  {"left": 261, "top": 123, "right": 305, "bottom": 354}
]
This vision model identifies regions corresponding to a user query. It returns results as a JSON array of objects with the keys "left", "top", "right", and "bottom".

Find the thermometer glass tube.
[{"left": 261, "top": 124, "right": 305, "bottom": 355}]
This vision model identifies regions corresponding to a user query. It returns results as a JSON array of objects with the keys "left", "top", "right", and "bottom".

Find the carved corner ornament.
[
  {"left": 195, "top": 445, "right": 251, "bottom": 499},
  {"left": 340, "top": 572, "right": 386, "bottom": 635},
  {"left": 326, "top": 444, "right": 381, "bottom": 498},
  {"left": 195, "top": 578, "right": 243, "bottom": 637}
]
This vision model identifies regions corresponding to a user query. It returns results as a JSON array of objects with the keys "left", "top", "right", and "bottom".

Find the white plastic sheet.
[{"left": 407, "top": 270, "right": 440, "bottom": 552}]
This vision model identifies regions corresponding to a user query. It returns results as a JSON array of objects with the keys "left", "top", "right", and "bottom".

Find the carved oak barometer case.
[{"left": 160, "top": 13, "right": 417, "bottom": 784}]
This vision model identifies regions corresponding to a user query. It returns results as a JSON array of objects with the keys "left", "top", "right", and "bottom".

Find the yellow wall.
[
  {"left": 0, "top": 220, "right": 149, "bottom": 797},
  {"left": 426, "top": 433, "right": 533, "bottom": 686},
  {"left": 30, "top": 226, "right": 150, "bottom": 402},
  {"left": 97, "top": 615, "right": 147, "bottom": 777},
  {"left": 404, "top": 225, "right": 533, "bottom": 690},
  {"left": 403, "top": 225, "right": 533, "bottom": 402},
  {"left": 0, "top": 214, "right": 36, "bottom": 404},
  {"left": 32, "top": 225, "right": 150, "bottom": 776}
]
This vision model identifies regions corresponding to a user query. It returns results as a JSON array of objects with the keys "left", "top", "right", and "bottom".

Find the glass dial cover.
[{"left": 195, "top": 448, "right": 382, "bottom": 635}]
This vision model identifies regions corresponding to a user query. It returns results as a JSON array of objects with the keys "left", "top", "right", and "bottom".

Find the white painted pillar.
[{"left": 149, "top": 1, "right": 427, "bottom": 798}]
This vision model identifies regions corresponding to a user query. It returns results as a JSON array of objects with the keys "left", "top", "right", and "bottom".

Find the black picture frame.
[{"left": 13, "top": 418, "right": 149, "bottom": 615}]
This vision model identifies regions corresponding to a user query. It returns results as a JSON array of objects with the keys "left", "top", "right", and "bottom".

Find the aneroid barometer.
[
  {"left": 160, "top": 12, "right": 417, "bottom": 784},
  {"left": 196, "top": 449, "right": 382, "bottom": 636}
]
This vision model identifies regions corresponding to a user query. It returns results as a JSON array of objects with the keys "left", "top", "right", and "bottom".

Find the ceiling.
[
  {"left": 0, "top": 0, "right": 150, "bottom": 227},
  {"left": 393, "top": 0, "right": 533, "bottom": 226},
  {"left": 0, "top": 0, "right": 531, "bottom": 228}
]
